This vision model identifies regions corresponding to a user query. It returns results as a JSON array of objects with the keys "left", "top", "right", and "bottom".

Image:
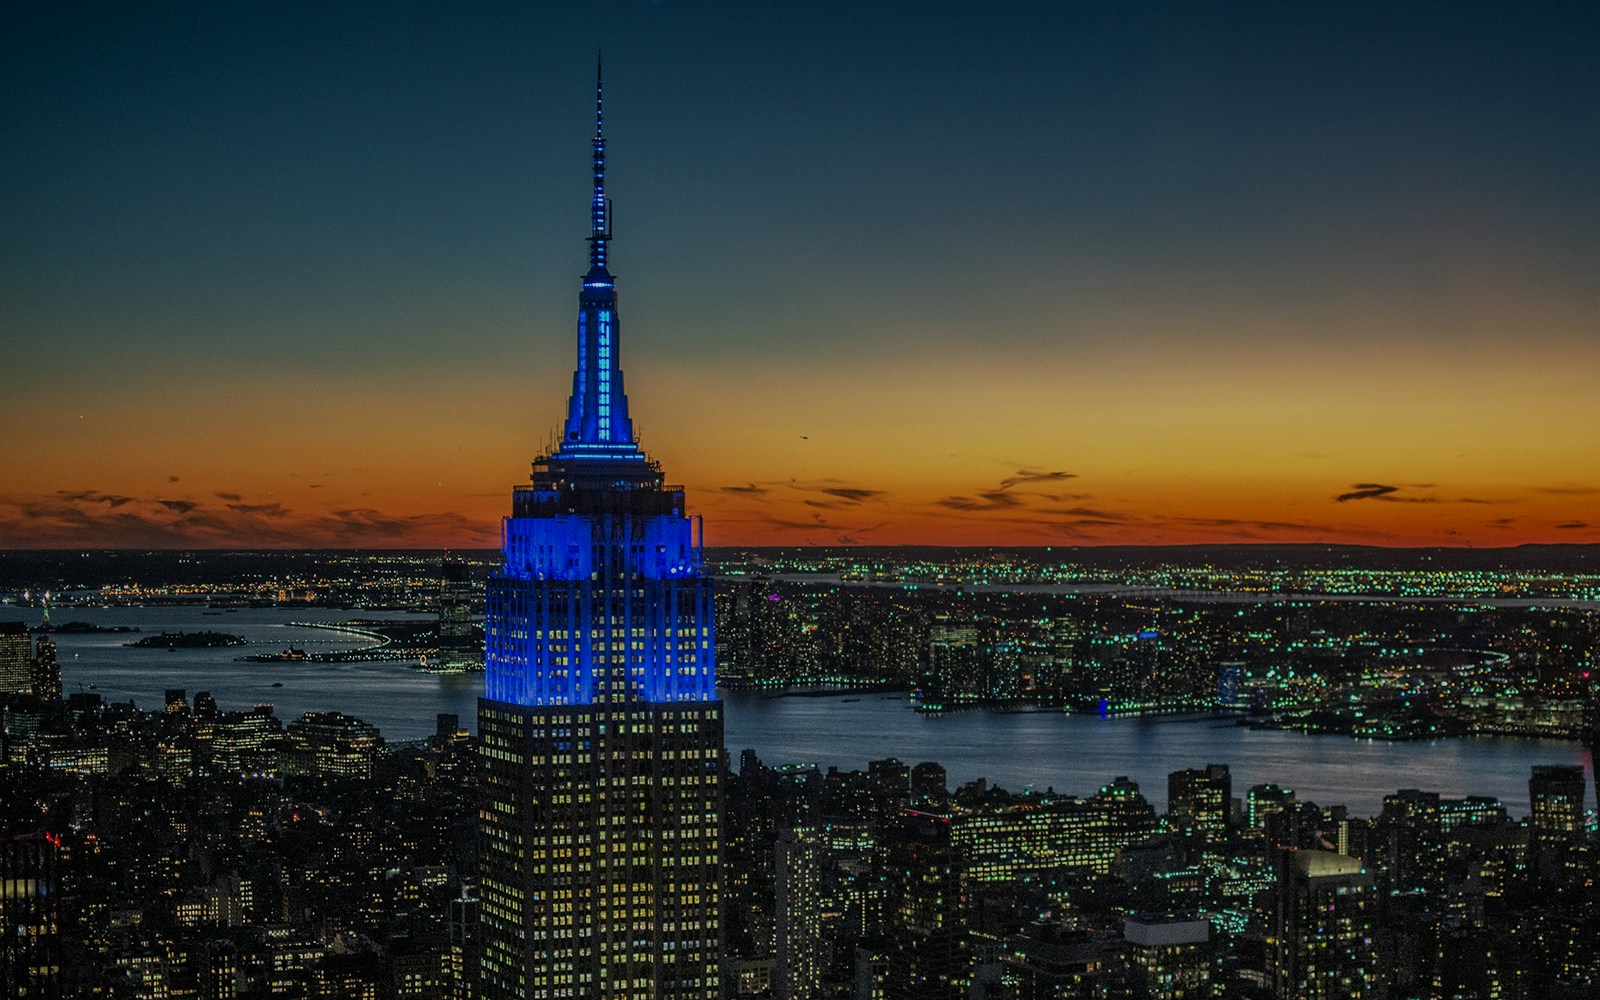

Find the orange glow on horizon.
[{"left": 3, "top": 333, "right": 1597, "bottom": 550}]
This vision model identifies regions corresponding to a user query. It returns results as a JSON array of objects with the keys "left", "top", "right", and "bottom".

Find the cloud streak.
[
  {"left": 999, "top": 469, "right": 1077, "bottom": 490},
  {"left": 1334, "top": 483, "right": 1437, "bottom": 504},
  {"left": 0, "top": 490, "right": 495, "bottom": 548}
]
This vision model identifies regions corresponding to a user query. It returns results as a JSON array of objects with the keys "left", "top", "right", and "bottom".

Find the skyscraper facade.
[
  {"left": 1167, "top": 764, "right": 1231, "bottom": 849},
  {"left": 1270, "top": 849, "right": 1374, "bottom": 1000},
  {"left": 1527, "top": 764, "right": 1586, "bottom": 851},
  {"left": 0, "top": 622, "right": 30, "bottom": 695},
  {"left": 1, "top": 832, "right": 62, "bottom": 999},
  {"left": 475, "top": 67, "right": 722, "bottom": 1000},
  {"left": 29, "top": 633, "right": 60, "bottom": 702}
]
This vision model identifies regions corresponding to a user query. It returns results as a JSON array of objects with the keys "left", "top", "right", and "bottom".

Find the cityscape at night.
[{"left": 4, "top": 3, "right": 1600, "bottom": 999}]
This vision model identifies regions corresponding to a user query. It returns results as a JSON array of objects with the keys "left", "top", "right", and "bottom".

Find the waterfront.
[{"left": 6, "top": 605, "right": 1590, "bottom": 815}]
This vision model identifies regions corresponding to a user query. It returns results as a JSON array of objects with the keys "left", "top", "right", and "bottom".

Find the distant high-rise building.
[
  {"left": 1247, "top": 783, "right": 1295, "bottom": 834},
  {"left": 868, "top": 758, "right": 910, "bottom": 818},
  {"left": 282, "top": 711, "right": 382, "bottom": 780},
  {"left": 1270, "top": 850, "right": 1374, "bottom": 1000},
  {"left": 955, "top": 779, "right": 1159, "bottom": 884},
  {"left": 1216, "top": 661, "right": 1243, "bottom": 707},
  {"left": 880, "top": 810, "right": 966, "bottom": 1000},
  {"left": 774, "top": 826, "right": 825, "bottom": 1000},
  {"left": 1124, "top": 915, "right": 1211, "bottom": 999},
  {"left": 1, "top": 832, "right": 62, "bottom": 998},
  {"left": 447, "top": 895, "right": 480, "bottom": 1000},
  {"left": 1585, "top": 675, "right": 1600, "bottom": 815},
  {"left": 429, "top": 556, "right": 481, "bottom": 673},
  {"left": 28, "top": 634, "right": 59, "bottom": 701},
  {"left": 0, "top": 622, "right": 30, "bottom": 694},
  {"left": 1528, "top": 764, "right": 1586, "bottom": 851},
  {"left": 1167, "top": 764, "right": 1231, "bottom": 848},
  {"left": 475, "top": 63, "right": 721, "bottom": 1000},
  {"left": 1378, "top": 789, "right": 1444, "bottom": 893},
  {"left": 201, "top": 704, "right": 284, "bottom": 778},
  {"left": 910, "top": 761, "right": 947, "bottom": 806},
  {"left": 924, "top": 614, "right": 993, "bottom": 706},
  {"left": 1437, "top": 795, "right": 1507, "bottom": 832},
  {"left": 164, "top": 689, "right": 187, "bottom": 714}
]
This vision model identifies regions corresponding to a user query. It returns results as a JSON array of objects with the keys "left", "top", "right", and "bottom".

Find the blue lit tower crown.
[{"left": 484, "top": 66, "right": 715, "bottom": 708}]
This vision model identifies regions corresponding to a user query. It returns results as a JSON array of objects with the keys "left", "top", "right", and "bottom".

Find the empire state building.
[{"left": 476, "top": 67, "right": 722, "bottom": 1000}]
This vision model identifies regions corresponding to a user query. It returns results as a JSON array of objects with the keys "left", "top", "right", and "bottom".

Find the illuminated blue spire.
[
  {"left": 587, "top": 52, "right": 610, "bottom": 275},
  {"left": 552, "top": 52, "right": 644, "bottom": 469}
]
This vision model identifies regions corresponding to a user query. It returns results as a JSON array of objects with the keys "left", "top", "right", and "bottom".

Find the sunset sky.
[{"left": 4, "top": 2, "right": 1598, "bottom": 549}]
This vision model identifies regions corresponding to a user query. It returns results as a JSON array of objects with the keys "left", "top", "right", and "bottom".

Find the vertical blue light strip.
[{"left": 598, "top": 314, "right": 608, "bottom": 440}]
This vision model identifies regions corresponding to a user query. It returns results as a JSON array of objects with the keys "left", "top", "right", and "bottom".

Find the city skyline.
[{"left": 5, "top": 2, "right": 1599, "bottom": 550}]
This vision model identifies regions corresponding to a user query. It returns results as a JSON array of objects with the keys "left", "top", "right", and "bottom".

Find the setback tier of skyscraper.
[{"left": 475, "top": 64, "right": 722, "bottom": 1000}]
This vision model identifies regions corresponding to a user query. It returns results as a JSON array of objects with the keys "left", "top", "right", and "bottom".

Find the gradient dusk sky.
[{"left": 4, "top": 2, "right": 1598, "bottom": 549}]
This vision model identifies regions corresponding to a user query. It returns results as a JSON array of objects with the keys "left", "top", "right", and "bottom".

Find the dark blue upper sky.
[
  {"left": 7, "top": 2, "right": 1596, "bottom": 367},
  {"left": 4, "top": 1, "right": 1599, "bottom": 548}
]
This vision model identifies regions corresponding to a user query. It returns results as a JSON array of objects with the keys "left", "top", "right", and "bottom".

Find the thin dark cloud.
[
  {"left": 324, "top": 508, "right": 419, "bottom": 537},
  {"left": 1060, "top": 507, "right": 1133, "bottom": 521},
  {"left": 1335, "top": 483, "right": 1398, "bottom": 502},
  {"left": 719, "top": 483, "right": 770, "bottom": 496},
  {"left": 174, "top": 511, "right": 238, "bottom": 533},
  {"left": 167, "top": 475, "right": 180, "bottom": 483},
  {"left": 1334, "top": 483, "right": 1437, "bottom": 503},
  {"left": 1, "top": 490, "right": 492, "bottom": 548},
  {"left": 999, "top": 469, "right": 1076, "bottom": 491},
  {"left": 18, "top": 500, "right": 97, "bottom": 524},
  {"left": 753, "top": 507, "right": 885, "bottom": 545},
  {"left": 1556, "top": 521, "right": 1589, "bottom": 530},
  {"left": 781, "top": 482, "right": 886, "bottom": 506},
  {"left": 934, "top": 472, "right": 1085, "bottom": 514},
  {"left": 762, "top": 516, "right": 825, "bottom": 531},
  {"left": 56, "top": 490, "right": 134, "bottom": 507},
  {"left": 835, "top": 522, "right": 889, "bottom": 545},
  {"left": 311, "top": 508, "right": 495, "bottom": 543},
  {"left": 819, "top": 488, "right": 885, "bottom": 503},
  {"left": 215, "top": 492, "right": 243, "bottom": 501},
  {"left": 934, "top": 491, "right": 1025, "bottom": 511}
]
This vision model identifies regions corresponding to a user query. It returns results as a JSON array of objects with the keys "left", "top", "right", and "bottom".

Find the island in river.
[{"left": 127, "top": 630, "right": 246, "bottom": 648}]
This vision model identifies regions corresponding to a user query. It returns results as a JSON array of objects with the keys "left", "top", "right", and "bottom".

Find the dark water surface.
[{"left": 8, "top": 605, "right": 1590, "bottom": 815}]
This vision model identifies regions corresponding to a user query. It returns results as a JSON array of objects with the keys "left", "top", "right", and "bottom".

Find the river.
[{"left": 6, "top": 605, "right": 1591, "bottom": 815}]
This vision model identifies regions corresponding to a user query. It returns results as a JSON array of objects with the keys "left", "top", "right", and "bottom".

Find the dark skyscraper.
[
  {"left": 1168, "top": 763, "right": 1231, "bottom": 849},
  {"left": 1270, "top": 849, "right": 1374, "bottom": 1000},
  {"left": 475, "top": 65, "right": 722, "bottom": 1000},
  {"left": 430, "top": 557, "right": 480, "bottom": 674},
  {"left": 28, "top": 633, "right": 60, "bottom": 702},
  {"left": 0, "top": 623, "right": 29, "bottom": 695},
  {"left": 1, "top": 832, "right": 62, "bottom": 998},
  {"left": 1527, "top": 764, "right": 1586, "bottom": 851},
  {"left": 881, "top": 810, "right": 966, "bottom": 1000}
]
